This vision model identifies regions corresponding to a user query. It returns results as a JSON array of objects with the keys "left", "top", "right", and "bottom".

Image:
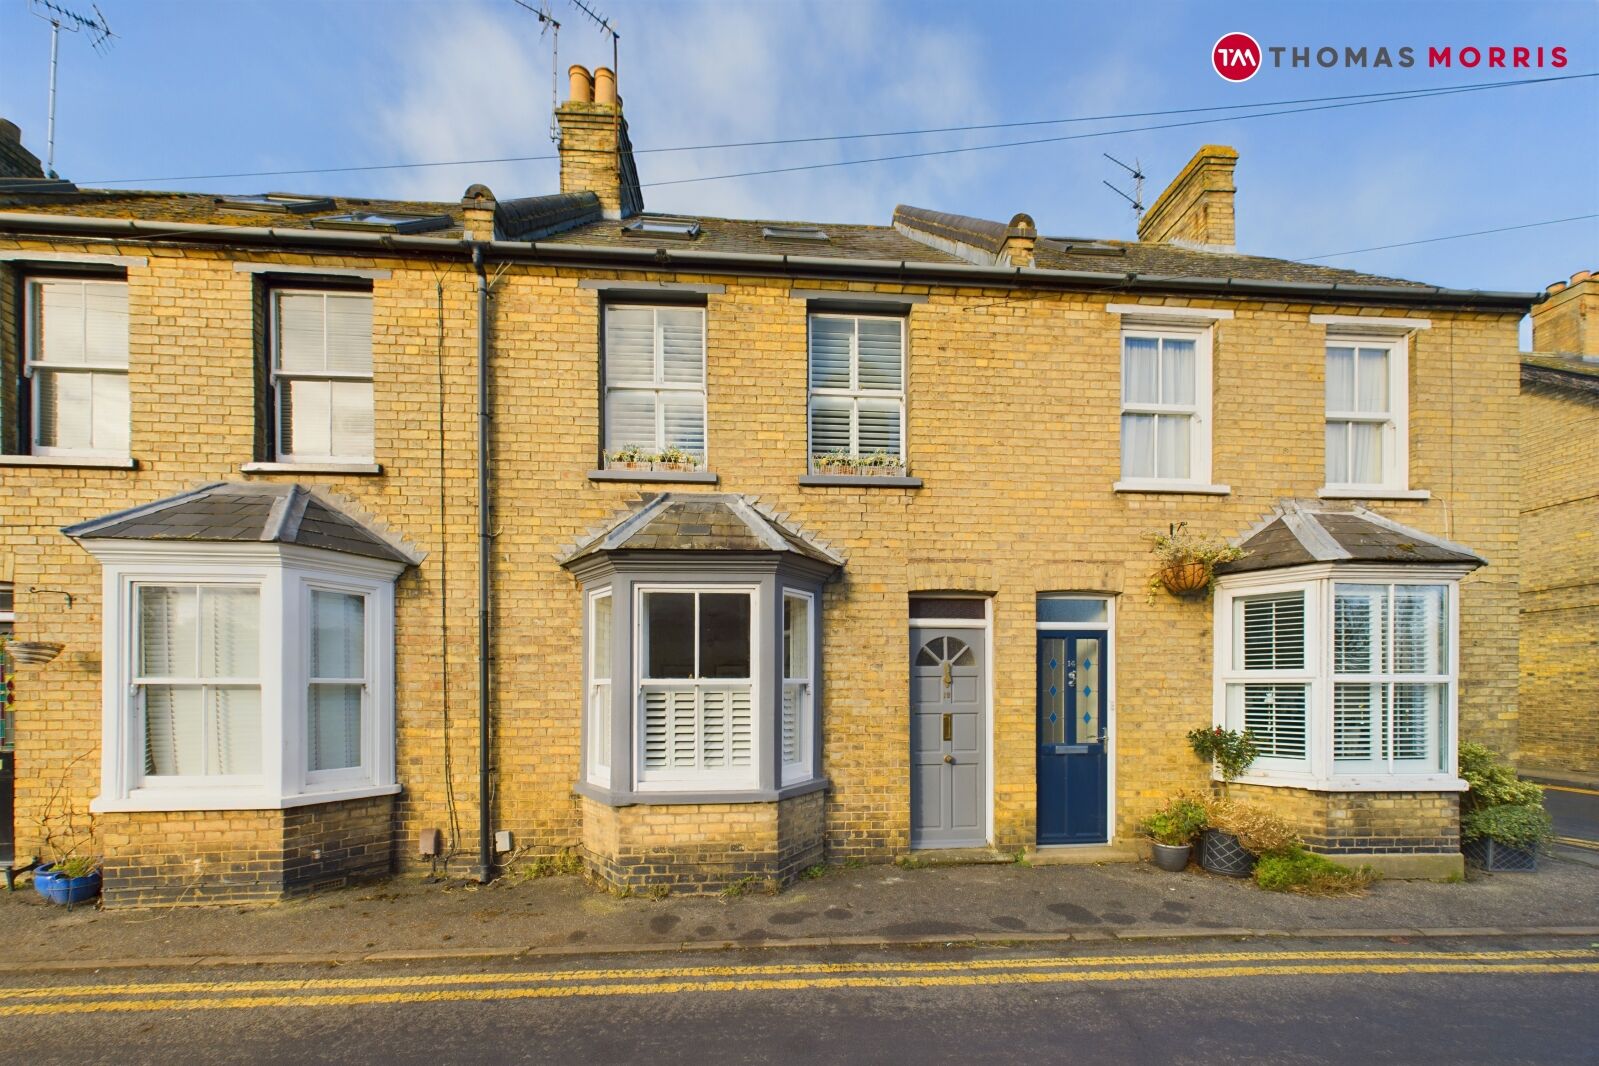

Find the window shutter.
[
  {"left": 809, "top": 317, "right": 853, "bottom": 389},
  {"left": 1242, "top": 684, "right": 1307, "bottom": 758},
  {"left": 1241, "top": 594, "right": 1305, "bottom": 670},
  {"left": 729, "top": 686, "right": 753, "bottom": 767},
  {"left": 856, "top": 398, "right": 902, "bottom": 455},
  {"left": 809, "top": 396, "right": 851, "bottom": 455},
  {"left": 660, "top": 391, "right": 706, "bottom": 456},
  {"left": 84, "top": 284, "right": 129, "bottom": 367},
  {"left": 1333, "top": 682, "right": 1377, "bottom": 761},
  {"left": 1390, "top": 683, "right": 1440, "bottom": 761},
  {"left": 605, "top": 308, "right": 656, "bottom": 384},
  {"left": 605, "top": 390, "right": 658, "bottom": 452},
  {"left": 658, "top": 309, "right": 703, "bottom": 385},
  {"left": 855, "top": 319, "right": 902, "bottom": 390},
  {"left": 1333, "top": 587, "right": 1380, "bottom": 673},
  {"left": 669, "top": 689, "right": 697, "bottom": 768},
  {"left": 781, "top": 683, "right": 801, "bottom": 765},
  {"left": 642, "top": 689, "right": 669, "bottom": 769},
  {"left": 1391, "top": 586, "right": 1445, "bottom": 673}
]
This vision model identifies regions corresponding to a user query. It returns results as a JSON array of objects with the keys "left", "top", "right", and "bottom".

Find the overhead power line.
[
  {"left": 15, "top": 71, "right": 1591, "bottom": 190},
  {"left": 1300, "top": 213, "right": 1599, "bottom": 261}
]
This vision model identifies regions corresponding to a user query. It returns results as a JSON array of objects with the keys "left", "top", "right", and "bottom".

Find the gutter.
[
  {"left": 0, "top": 211, "right": 1542, "bottom": 311},
  {"left": 473, "top": 243, "right": 495, "bottom": 885}
]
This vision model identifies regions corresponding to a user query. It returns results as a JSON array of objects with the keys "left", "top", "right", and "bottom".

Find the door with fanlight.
[
  {"left": 910, "top": 627, "right": 986, "bottom": 848},
  {"left": 1037, "top": 623, "right": 1111, "bottom": 845}
]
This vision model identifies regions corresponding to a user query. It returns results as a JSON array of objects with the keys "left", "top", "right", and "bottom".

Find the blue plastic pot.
[{"left": 32, "top": 863, "right": 102, "bottom": 905}]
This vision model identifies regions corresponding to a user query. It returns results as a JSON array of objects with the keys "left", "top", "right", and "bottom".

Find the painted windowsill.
[
  {"left": 1217, "top": 770, "right": 1468, "bottom": 794},
  {"left": 574, "top": 776, "right": 828, "bottom": 808},
  {"left": 587, "top": 468, "right": 719, "bottom": 485},
  {"left": 90, "top": 782, "right": 402, "bottom": 813},
  {"left": 1113, "top": 480, "right": 1230, "bottom": 496},
  {"left": 0, "top": 454, "right": 137, "bottom": 470},
  {"left": 1317, "top": 486, "right": 1431, "bottom": 501},
  {"left": 799, "top": 474, "right": 923, "bottom": 488},
  {"left": 242, "top": 461, "right": 383, "bottom": 475}
]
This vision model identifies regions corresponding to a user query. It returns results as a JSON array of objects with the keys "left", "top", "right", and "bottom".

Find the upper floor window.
[
  {"left": 272, "top": 290, "right": 374, "bottom": 463},
  {"left": 808, "top": 313, "right": 905, "bottom": 472},
  {"left": 1324, "top": 336, "right": 1407, "bottom": 491},
  {"left": 26, "top": 277, "right": 129, "bottom": 457},
  {"left": 603, "top": 305, "right": 706, "bottom": 467},
  {"left": 1119, "top": 326, "right": 1212, "bottom": 489}
]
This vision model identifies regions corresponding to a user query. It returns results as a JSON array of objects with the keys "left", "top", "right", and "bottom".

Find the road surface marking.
[
  {"left": 1541, "top": 784, "right": 1599, "bottom": 797},
  {"left": 0, "top": 948, "right": 1589, "bottom": 1002},
  {"left": 1555, "top": 836, "right": 1599, "bottom": 851},
  {"left": 0, "top": 956, "right": 1594, "bottom": 1017}
]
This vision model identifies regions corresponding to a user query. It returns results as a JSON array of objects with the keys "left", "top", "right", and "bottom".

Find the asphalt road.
[
  {"left": 1, "top": 936, "right": 1594, "bottom": 1065},
  {"left": 1539, "top": 781, "right": 1599, "bottom": 866}
]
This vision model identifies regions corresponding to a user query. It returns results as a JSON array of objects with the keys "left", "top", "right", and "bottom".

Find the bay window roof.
[
  {"left": 62, "top": 482, "right": 422, "bottom": 566},
  {"left": 1218, "top": 502, "right": 1484, "bottom": 576},
  {"left": 561, "top": 493, "right": 842, "bottom": 569}
]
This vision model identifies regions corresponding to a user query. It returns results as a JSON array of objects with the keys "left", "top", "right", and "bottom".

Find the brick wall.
[{"left": 1229, "top": 783, "right": 1459, "bottom": 854}]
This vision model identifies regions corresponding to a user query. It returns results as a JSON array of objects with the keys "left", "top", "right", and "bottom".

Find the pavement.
[
  {"left": 1, "top": 851, "right": 1596, "bottom": 973},
  {"left": 0, "top": 935, "right": 1594, "bottom": 1064}
]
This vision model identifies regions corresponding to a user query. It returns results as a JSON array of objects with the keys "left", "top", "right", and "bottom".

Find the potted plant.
[
  {"left": 29, "top": 750, "right": 101, "bottom": 906},
  {"left": 812, "top": 451, "right": 905, "bottom": 477},
  {"left": 1141, "top": 794, "right": 1208, "bottom": 871},
  {"left": 1187, "top": 725, "right": 1262, "bottom": 875},
  {"left": 34, "top": 856, "right": 102, "bottom": 906},
  {"left": 1200, "top": 797, "right": 1301, "bottom": 878},
  {"left": 1146, "top": 522, "right": 1247, "bottom": 602},
  {"left": 651, "top": 446, "right": 700, "bottom": 473},
  {"left": 605, "top": 444, "right": 651, "bottom": 471},
  {"left": 1458, "top": 743, "right": 1551, "bottom": 872}
]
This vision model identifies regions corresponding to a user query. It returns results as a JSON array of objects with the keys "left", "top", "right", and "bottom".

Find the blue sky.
[{"left": 1, "top": 0, "right": 1595, "bottom": 305}]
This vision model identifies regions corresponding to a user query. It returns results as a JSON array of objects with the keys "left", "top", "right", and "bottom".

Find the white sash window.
[
  {"left": 808, "top": 313, "right": 905, "bottom": 468},
  {"left": 26, "top": 278, "right": 129, "bottom": 458},
  {"left": 603, "top": 305, "right": 707, "bottom": 464},
  {"left": 273, "top": 290, "right": 375, "bottom": 463},
  {"left": 1324, "top": 335, "right": 1408, "bottom": 492}
]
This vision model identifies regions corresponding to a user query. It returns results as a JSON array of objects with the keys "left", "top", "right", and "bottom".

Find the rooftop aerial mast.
[{"left": 27, "top": 0, "right": 115, "bottom": 178}]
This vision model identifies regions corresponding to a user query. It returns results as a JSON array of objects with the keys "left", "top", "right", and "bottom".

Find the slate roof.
[
  {"left": 540, "top": 212, "right": 972, "bottom": 265},
  {"left": 62, "top": 482, "right": 421, "bottom": 565},
  {"left": 561, "top": 493, "right": 841, "bottom": 568},
  {"left": 1216, "top": 501, "right": 1486, "bottom": 575},
  {"left": 1034, "top": 237, "right": 1432, "bottom": 290},
  {"left": 1522, "top": 353, "right": 1599, "bottom": 401},
  {"left": 0, "top": 188, "right": 468, "bottom": 238}
]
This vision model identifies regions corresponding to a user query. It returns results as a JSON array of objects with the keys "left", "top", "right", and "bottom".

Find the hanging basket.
[
  {"left": 3, "top": 641, "right": 65, "bottom": 667},
  {"left": 1158, "top": 562, "right": 1212, "bottom": 598}
]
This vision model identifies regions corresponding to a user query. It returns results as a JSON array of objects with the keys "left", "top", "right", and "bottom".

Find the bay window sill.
[
  {"left": 91, "top": 782, "right": 401, "bottom": 813},
  {"left": 587, "top": 468, "right": 719, "bottom": 485},
  {"left": 574, "top": 777, "right": 828, "bottom": 808},
  {"left": 799, "top": 474, "right": 922, "bottom": 488},
  {"left": 242, "top": 461, "right": 383, "bottom": 475},
  {"left": 0, "top": 454, "right": 137, "bottom": 470},
  {"left": 1216, "top": 770, "right": 1467, "bottom": 793},
  {"left": 1317, "top": 486, "right": 1431, "bottom": 501},
  {"left": 1114, "top": 480, "right": 1230, "bottom": 496}
]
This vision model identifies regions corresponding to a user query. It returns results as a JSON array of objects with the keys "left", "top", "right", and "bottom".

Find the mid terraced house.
[{"left": 0, "top": 68, "right": 1537, "bottom": 904}]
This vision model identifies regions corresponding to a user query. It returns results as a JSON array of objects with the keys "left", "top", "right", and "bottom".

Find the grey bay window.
[
  {"left": 808, "top": 313, "right": 905, "bottom": 469},
  {"left": 603, "top": 305, "right": 706, "bottom": 465},
  {"left": 25, "top": 277, "right": 130, "bottom": 458},
  {"left": 271, "top": 289, "right": 375, "bottom": 464}
]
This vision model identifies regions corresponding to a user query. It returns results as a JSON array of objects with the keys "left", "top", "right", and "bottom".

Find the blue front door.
[{"left": 1037, "top": 631, "right": 1109, "bottom": 845}]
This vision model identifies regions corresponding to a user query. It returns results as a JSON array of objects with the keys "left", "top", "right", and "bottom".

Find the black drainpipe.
[{"left": 473, "top": 244, "right": 494, "bottom": 885}]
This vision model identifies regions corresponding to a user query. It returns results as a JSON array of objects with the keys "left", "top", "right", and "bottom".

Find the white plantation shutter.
[
  {"left": 807, "top": 314, "right": 905, "bottom": 463},
  {"left": 274, "top": 291, "right": 375, "bottom": 461},
  {"left": 1239, "top": 594, "right": 1305, "bottom": 670},
  {"left": 1333, "top": 682, "right": 1378, "bottom": 761},
  {"left": 1239, "top": 684, "right": 1307, "bottom": 759},
  {"left": 1331, "top": 582, "right": 1448, "bottom": 774},
  {"left": 781, "top": 684, "right": 801, "bottom": 765},
  {"left": 28, "top": 279, "right": 129, "bottom": 456},
  {"left": 669, "top": 689, "right": 698, "bottom": 768},
  {"left": 604, "top": 306, "right": 706, "bottom": 459},
  {"left": 1227, "top": 591, "right": 1309, "bottom": 765}
]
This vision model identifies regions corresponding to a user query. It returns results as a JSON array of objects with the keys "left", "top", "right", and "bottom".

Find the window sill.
[
  {"left": 0, "top": 454, "right": 137, "bottom": 470},
  {"left": 798, "top": 474, "right": 923, "bottom": 488},
  {"left": 90, "top": 782, "right": 401, "bottom": 813},
  {"left": 1317, "top": 486, "right": 1431, "bottom": 501},
  {"left": 242, "top": 461, "right": 383, "bottom": 475},
  {"left": 574, "top": 777, "right": 828, "bottom": 808},
  {"left": 1218, "top": 770, "right": 1467, "bottom": 794},
  {"left": 1113, "top": 480, "right": 1230, "bottom": 496},
  {"left": 587, "top": 468, "right": 719, "bottom": 485}
]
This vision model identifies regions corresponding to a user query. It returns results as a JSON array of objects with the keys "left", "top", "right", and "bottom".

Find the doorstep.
[
  {"left": 905, "top": 847, "right": 1016, "bottom": 866},
  {"left": 1027, "top": 844, "right": 1141, "bottom": 866}
]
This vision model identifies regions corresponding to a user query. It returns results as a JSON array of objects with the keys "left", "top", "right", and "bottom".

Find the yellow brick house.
[{"left": 0, "top": 67, "right": 1536, "bottom": 903}]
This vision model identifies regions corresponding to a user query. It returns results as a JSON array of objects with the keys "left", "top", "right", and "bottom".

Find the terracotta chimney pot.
[
  {"left": 594, "top": 67, "right": 617, "bottom": 105},
  {"left": 568, "top": 65, "right": 594, "bottom": 103}
]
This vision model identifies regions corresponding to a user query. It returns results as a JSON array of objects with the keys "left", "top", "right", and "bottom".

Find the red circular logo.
[{"left": 1213, "top": 32, "right": 1262, "bottom": 81}]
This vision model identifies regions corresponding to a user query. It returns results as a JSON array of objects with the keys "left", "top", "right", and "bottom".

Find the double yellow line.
[{"left": 0, "top": 947, "right": 1593, "bottom": 1017}]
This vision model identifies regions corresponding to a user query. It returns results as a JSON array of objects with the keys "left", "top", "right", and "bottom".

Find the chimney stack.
[
  {"left": 0, "top": 119, "right": 45, "bottom": 180},
  {"left": 1532, "top": 270, "right": 1599, "bottom": 356},
  {"left": 1137, "top": 145, "right": 1238, "bottom": 249},
  {"left": 556, "top": 64, "right": 643, "bottom": 220}
]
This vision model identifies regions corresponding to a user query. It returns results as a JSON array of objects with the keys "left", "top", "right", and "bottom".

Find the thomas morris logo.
[{"left": 1212, "top": 32, "right": 1568, "bottom": 79}]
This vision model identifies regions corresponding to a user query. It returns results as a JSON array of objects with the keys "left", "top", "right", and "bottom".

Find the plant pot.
[
  {"left": 32, "top": 863, "right": 102, "bottom": 905},
  {"left": 1462, "top": 838, "right": 1538, "bottom": 872},
  {"left": 1200, "top": 830, "right": 1257, "bottom": 877},
  {"left": 1158, "top": 562, "right": 1212, "bottom": 597},
  {"left": 1150, "top": 842, "right": 1192, "bottom": 872}
]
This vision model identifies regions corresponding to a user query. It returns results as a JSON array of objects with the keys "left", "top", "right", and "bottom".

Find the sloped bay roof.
[
  {"left": 561, "top": 493, "right": 842, "bottom": 568},
  {"left": 1217, "top": 501, "right": 1485, "bottom": 576},
  {"left": 62, "top": 482, "right": 422, "bottom": 565}
]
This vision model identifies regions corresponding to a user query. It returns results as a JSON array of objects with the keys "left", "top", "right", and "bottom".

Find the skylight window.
[
  {"left": 218, "top": 193, "right": 336, "bottom": 214},
  {"left": 762, "top": 226, "right": 829, "bottom": 242},
  {"left": 622, "top": 216, "right": 701, "bottom": 239},
  {"left": 310, "top": 212, "right": 454, "bottom": 234}
]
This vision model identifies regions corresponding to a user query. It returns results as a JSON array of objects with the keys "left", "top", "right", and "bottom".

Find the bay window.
[
  {"left": 306, "top": 588, "right": 368, "bottom": 777},
  {"left": 781, "top": 591, "right": 814, "bottom": 786},
  {"left": 638, "top": 588, "right": 755, "bottom": 787},
  {"left": 1214, "top": 568, "right": 1463, "bottom": 790},
  {"left": 26, "top": 277, "right": 130, "bottom": 458}
]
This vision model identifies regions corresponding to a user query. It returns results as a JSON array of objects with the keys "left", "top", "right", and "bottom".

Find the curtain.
[{"left": 1122, "top": 336, "right": 1159, "bottom": 405}]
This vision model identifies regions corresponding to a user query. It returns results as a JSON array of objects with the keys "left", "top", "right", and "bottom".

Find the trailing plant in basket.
[
  {"left": 1145, "top": 522, "right": 1246, "bottom": 603},
  {"left": 1187, "top": 725, "right": 1259, "bottom": 785}
]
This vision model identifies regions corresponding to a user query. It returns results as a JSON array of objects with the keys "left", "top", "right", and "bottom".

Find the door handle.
[{"left": 943, "top": 754, "right": 955, "bottom": 764}]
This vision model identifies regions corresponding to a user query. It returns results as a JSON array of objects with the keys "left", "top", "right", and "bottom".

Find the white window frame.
[
  {"left": 806, "top": 312, "right": 907, "bottom": 469},
  {"left": 1321, "top": 333, "right": 1410, "bottom": 495},
  {"left": 602, "top": 303, "right": 708, "bottom": 462},
  {"left": 24, "top": 276, "right": 130, "bottom": 459},
  {"left": 1114, "top": 322, "right": 1218, "bottom": 493},
  {"left": 1212, "top": 564, "right": 1467, "bottom": 792},
  {"left": 780, "top": 589, "right": 815, "bottom": 788},
  {"left": 632, "top": 582, "right": 761, "bottom": 791},
  {"left": 1217, "top": 580, "right": 1318, "bottom": 773},
  {"left": 586, "top": 587, "right": 613, "bottom": 789},
  {"left": 270, "top": 287, "right": 376, "bottom": 465},
  {"left": 87, "top": 542, "right": 401, "bottom": 813},
  {"left": 300, "top": 579, "right": 379, "bottom": 791}
]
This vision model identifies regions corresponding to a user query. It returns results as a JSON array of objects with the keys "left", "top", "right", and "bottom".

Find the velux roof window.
[
  {"left": 622, "top": 216, "right": 701, "bottom": 239},
  {"left": 217, "top": 193, "right": 336, "bottom": 214},
  {"left": 762, "top": 226, "right": 829, "bottom": 242},
  {"left": 311, "top": 212, "right": 453, "bottom": 234}
]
